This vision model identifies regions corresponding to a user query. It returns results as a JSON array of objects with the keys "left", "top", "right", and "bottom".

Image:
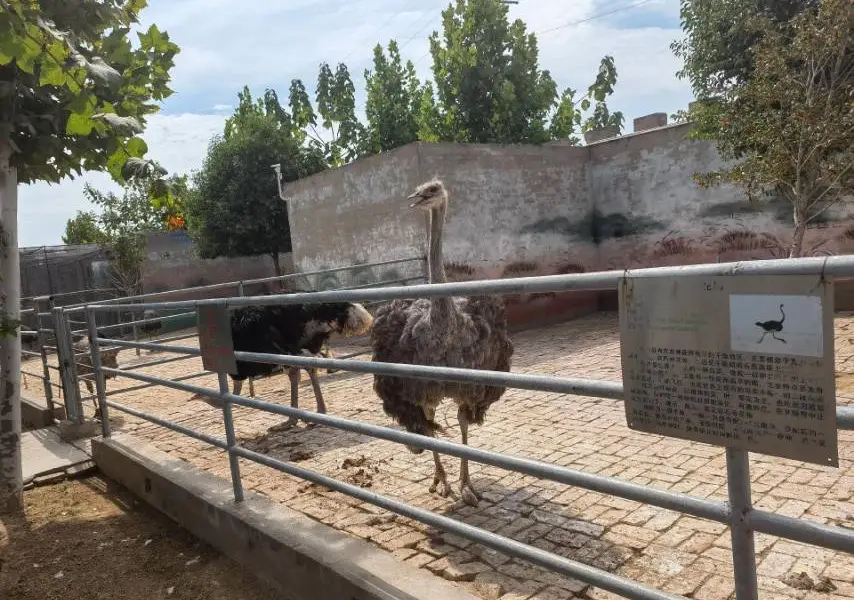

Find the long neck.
[{"left": 427, "top": 202, "right": 453, "bottom": 317}]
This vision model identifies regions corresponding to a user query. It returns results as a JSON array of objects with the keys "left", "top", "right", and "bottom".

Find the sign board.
[
  {"left": 197, "top": 305, "right": 238, "bottom": 375},
  {"left": 619, "top": 274, "right": 838, "bottom": 467}
]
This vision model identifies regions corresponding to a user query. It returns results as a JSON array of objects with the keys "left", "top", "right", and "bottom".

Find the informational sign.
[
  {"left": 619, "top": 274, "right": 838, "bottom": 467},
  {"left": 197, "top": 305, "right": 238, "bottom": 375}
]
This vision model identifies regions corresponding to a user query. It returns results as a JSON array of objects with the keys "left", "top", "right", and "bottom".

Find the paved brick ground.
[{"left": 24, "top": 312, "right": 854, "bottom": 600}]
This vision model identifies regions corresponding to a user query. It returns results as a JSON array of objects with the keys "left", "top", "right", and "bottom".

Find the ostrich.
[
  {"left": 189, "top": 302, "right": 373, "bottom": 431},
  {"left": 755, "top": 304, "right": 786, "bottom": 344},
  {"left": 370, "top": 180, "right": 514, "bottom": 507}
]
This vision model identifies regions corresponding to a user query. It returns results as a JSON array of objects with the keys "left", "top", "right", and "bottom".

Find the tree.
[
  {"left": 550, "top": 55, "right": 625, "bottom": 143},
  {"left": 363, "top": 41, "right": 424, "bottom": 153},
  {"left": 423, "top": 0, "right": 558, "bottom": 144},
  {"left": 0, "top": 0, "right": 178, "bottom": 512},
  {"left": 187, "top": 99, "right": 326, "bottom": 277},
  {"left": 671, "top": 0, "right": 819, "bottom": 99},
  {"left": 694, "top": 0, "right": 854, "bottom": 257},
  {"left": 62, "top": 211, "right": 109, "bottom": 245}
]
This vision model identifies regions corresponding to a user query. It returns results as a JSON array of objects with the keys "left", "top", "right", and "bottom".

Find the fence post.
[
  {"left": 132, "top": 300, "right": 141, "bottom": 356},
  {"left": 218, "top": 371, "right": 244, "bottom": 502},
  {"left": 86, "top": 306, "right": 111, "bottom": 438},
  {"left": 237, "top": 280, "right": 244, "bottom": 297},
  {"left": 52, "top": 306, "right": 84, "bottom": 423},
  {"left": 34, "top": 297, "right": 54, "bottom": 410},
  {"left": 726, "top": 448, "right": 759, "bottom": 600}
]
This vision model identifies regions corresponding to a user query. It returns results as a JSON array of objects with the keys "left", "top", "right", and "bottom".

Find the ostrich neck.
[{"left": 428, "top": 203, "right": 454, "bottom": 319}]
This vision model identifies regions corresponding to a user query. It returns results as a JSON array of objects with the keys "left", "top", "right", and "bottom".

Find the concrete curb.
[
  {"left": 21, "top": 393, "right": 65, "bottom": 431},
  {"left": 93, "top": 433, "right": 478, "bottom": 600}
]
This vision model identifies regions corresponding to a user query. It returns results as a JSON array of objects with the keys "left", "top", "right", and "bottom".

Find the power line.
[
  {"left": 535, "top": 0, "right": 657, "bottom": 36},
  {"left": 340, "top": 1, "right": 425, "bottom": 63}
]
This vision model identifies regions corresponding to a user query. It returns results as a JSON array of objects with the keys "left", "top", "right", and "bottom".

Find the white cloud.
[{"left": 18, "top": 0, "right": 693, "bottom": 246}]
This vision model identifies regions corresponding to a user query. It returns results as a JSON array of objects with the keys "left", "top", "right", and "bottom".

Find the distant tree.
[
  {"left": 0, "top": 0, "right": 178, "bottom": 512},
  {"left": 62, "top": 211, "right": 109, "bottom": 245},
  {"left": 363, "top": 41, "right": 424, "bottom": 153},
  {"left": 187, "top": 96, "right": 326, "bottom": 277},
  {"left": 694, "top": 0, "right": 854, "bottom": 257},
  {"left": 422, "top": 0, "right": 558, "bottom": 144}
]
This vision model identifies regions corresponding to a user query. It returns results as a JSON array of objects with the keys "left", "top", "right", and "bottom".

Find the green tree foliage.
[
  {"left": 363, "top": 41, "right": 424, "bottom": 153},
  {"left": 186, "top": 93, "right": 326, "bottom": 276},
  {"left": 694, "top": 0, "right": 854, "bottom": 257},
  {"left": 0, "top": 0, "right": 179, "bottom": 184},
  {"left": 62, "top": 211, "right": 109, "bottom": 245},
  {"left": 423, "top": 0, "right": 558, "bottom": 143},
  {"left": 357, "top": 0, "right": 623, "bottom": 148}
]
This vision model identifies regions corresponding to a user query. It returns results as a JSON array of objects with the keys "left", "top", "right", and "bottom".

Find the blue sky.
[{"left": 18, "top": 0, "right": 693, "bottom": 247}]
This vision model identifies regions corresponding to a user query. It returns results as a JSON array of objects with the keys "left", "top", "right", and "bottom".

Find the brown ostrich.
[{"left": 370, "top": 180, "right": 514, "bottom": 506}]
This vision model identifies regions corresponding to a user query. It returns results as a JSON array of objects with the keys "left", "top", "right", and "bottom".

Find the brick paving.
[{"left": 24, "top": 312, "right": 854, "bottom": 600}]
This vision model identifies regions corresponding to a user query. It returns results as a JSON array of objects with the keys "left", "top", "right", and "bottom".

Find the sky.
[{"left": 17, "top": 0, "right": 693, "bottom": 247}]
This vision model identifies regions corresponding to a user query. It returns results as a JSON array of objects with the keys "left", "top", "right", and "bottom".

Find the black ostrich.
[
  {"left": 755, "top": 304, "right": 786, "bottom": 344},
  {"left": 189, "top": 302, "right": 373, "bottom": 431}
]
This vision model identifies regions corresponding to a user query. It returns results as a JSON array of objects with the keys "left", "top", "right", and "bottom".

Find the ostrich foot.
[
  {"left": 429, "top": 472, "right": 454, "bottom": 498},
  {"left": 428, "top": 454, "right": 454, "bottom": 498},
  {"left": 460, "top": 480, "right": 482, "bottom": 507},
  {"left": 268, "top": 417, "right": 299, "bottom": 433}
]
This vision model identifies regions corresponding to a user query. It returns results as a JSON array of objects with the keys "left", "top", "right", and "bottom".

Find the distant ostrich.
[
  {"left": 755, "top": 304, "right": 787, "bottom": 344},
  {"left": 189, "top": 302, "right": 373, "bottom": 431},
  {"left": 370, "top": 180, "right": 514, "bottom": 506}
]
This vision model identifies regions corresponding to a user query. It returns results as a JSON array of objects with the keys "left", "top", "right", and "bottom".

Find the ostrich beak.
[{"left": 408, "top": 192, "right": 428, "bottom": 208}]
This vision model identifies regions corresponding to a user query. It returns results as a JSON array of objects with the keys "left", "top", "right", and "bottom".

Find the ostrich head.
[
  {"left": 312, "top": 302, "right": 374, "bottom": 337},
  {"left": 99, "top": 346, "right": 120, "bottom": 379},
  {"left": 407, "top": 179, "right": 447, "bottom": 211}
]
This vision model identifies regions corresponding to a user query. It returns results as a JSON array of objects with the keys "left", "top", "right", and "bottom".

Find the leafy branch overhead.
[{"left": 0, "top": 0, "right": 179, "bottom": 185}]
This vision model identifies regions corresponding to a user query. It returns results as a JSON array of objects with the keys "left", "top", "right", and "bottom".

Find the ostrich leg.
[
  {"left": 268, "top": 368, "right": 300, "bottom": 432},
  {"left": 248, "top": 377, "right": 255, "bottom": 397},
  {"left": 305, "top": 367, "right": 326, "bottom": 429},
  {"left": 458, "top": 409, "right": 482, "bottom": 507},
  {"left": 429, "top": 451, "right": 454, "bottom": 498}
]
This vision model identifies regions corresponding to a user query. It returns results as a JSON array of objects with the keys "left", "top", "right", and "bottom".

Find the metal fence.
[
  {"left": 45, "top": 257, "right": 426, "bottom": 422},
  {"left": 72, "top": 255, "right": 854, "bottom": 600}
]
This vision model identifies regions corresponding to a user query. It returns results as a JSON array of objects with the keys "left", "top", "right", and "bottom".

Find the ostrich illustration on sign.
[{"left": 729, "top": 294, "right": 823, "bottom": 357}]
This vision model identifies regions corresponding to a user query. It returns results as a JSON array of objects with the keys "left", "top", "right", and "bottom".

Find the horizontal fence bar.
[
  {"left": 146, "top": 331, "right": 201, "bottom": 345},
  {"left": 120, "top": 353, "right": 199, "bottom": 371},
  {"left": 101, "top": 366, "right": 730, "bottom": 524},
  {"left": 105, "top": 370, "right": 213, "bottom": 398},
  {"left": 234, "top": 445, "right": 681, "bottom": 600},
  {"left": 105, "top": 399, "right": 227, "bottom": 450},
  {"left": 94, "top": 311, "right": 198, "bottom": 333},
  {"left": 21, "top": 369, "right": 46, "bottom": 379},
  {"left": 745, "top": 508, "right": 854, "bottom": 554},
  {"left": 21, "top": 349, "right": 41, "bottom": 356},
  {"left": 94, "top": 339, "right": 854, "bottom": 430},
  {"left": 61, "top": 257, "right": 426, "bottom": 312},
  {"left": 88, "top": 256, "right": 854, "bottom": 313}
]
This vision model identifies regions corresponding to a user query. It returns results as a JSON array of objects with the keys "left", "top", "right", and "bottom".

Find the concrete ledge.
[
  {"left": 93, "top": 433, "right": 478, "bottom": 600},
  {"left": 21, "top": 393, "right": 65, "bottom": 431}
]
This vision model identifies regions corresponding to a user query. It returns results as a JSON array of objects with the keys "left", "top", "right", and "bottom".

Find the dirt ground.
[{"left": 0, "top": 476, "right": 281, "bottom": 600}]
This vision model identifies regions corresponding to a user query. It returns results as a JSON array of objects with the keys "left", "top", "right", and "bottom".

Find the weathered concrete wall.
[
  {"left": 141, "top": 231, "right": 294, "bottom": 296},
  {"left": 283, "top": 144, "right": 426, "bottom": 273},
  {"left": 284, "top": 124, "right": 854, "bottom": 324}
]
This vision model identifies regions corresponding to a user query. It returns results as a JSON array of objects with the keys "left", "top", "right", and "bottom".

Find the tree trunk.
[
  {"left": 0, "top": 139, "right": 22, "bottom": 514},
  {"left": 789, "top": 217, "right": 807, "bottom": 258}
]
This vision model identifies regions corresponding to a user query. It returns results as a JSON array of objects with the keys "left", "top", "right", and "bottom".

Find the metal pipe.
[
  {"left": 105, "top": 399, "right": 228, "bottom": 449},
  {"left": 92, "top": 340, "right": 854, "bottom": 430},
  {"left": 235, "top": 444, "right": 682, "bottom": 600},
  {"left": 61, "top": 257, "right": 426, "bottom": 312},
  {"left": 35, "top": 298, "right": 54, "bottom": 407},
  {"left": 745, "top": 508, "right": 854, "bottom": 554},
  {"left": 104, "top": 370, "right": 213, "bottom": 398},
  {"left": 119, "top": 353, "right": 198, "bottom": 371},
  {"left": 88, "top": 256, "right": 854, "bottom": 312},
  {"left": 86, "top": 307, "right": 111, "bottom": 438},
  {"left": 100, "top": 366, "right": 730, "bottom": 523},
  {"left": 219, "top": 372, "right": 244, "bottom": 502},
  {"left": 726, "top": 449, "right": 758, "bottom": 600},
  {"left": 52, "top": 306, "right": 83, "bottom": 422}
]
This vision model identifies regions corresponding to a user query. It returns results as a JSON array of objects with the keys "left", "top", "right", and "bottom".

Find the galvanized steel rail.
[{"left": 79, "top": 256, "right": 854, "bottom": 600}]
